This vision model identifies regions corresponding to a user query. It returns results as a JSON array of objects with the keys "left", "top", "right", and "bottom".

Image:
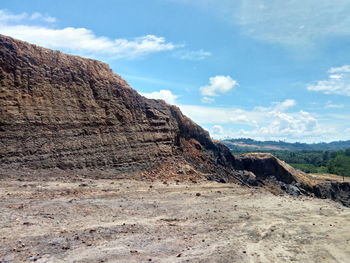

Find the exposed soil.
[{"left": 1, "top": 170, "right": 350, "bottom": 263}]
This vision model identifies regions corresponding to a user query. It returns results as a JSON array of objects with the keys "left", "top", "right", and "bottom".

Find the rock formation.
[
  {"left": 236, "top": 153, "right": 350, "bottom": 206},
  {"left": 0, "top": 34, "right": 349, "bottom": 206},
  {"left": 0, "top": 34, "right": 237, "bottom": 178}
]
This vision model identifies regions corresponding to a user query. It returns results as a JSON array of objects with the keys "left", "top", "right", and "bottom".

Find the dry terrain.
[{"left": 1, "top": 170, "right": 350, "bottom": 263}]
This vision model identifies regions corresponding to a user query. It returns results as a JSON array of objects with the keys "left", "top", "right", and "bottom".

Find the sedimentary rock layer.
[{"left": 0, "top": 34, "right": 233, "bottom": 173}]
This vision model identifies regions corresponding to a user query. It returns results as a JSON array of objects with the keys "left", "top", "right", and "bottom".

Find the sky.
[{"left": 1, "top": 0, "right": 350, "bottom": 142}]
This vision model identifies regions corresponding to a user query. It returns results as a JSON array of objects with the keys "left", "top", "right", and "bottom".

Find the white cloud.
[
  {"left": 272, "top": 99, "right": 297, "bottom": 112},
  {"left": 175, "top": 49, "right": 212, "bottom": 61},
  {"left": 140, "top": 89, "right": 178, "bottom": 105},
  {"left": 328, "top": 65, "right": 350, "bottom": 74},
  {"left": 0, "top": 9, "right": 211, "bottom": 61},
  {"left": 325, "top": 101, "right": 345, "bottom": 109},
  {"left": 0, "top": 9, "right": 56, "bottom": 23},
  {"left": 29, "top": 12, "right": 56, "bottom": 23},
  {"left": 0, "top": 10, "right": 26, "bottom": 23},
  {"left": 254, "top": 99, "right": 297, "bottom": 112},
  {"left": 229, "top": 115, "right": 258, "bottom": 127},
  {"left": 200, "top": 75, "right": 238, "bottom": 97},
  {"left": 0, "top": 10, "right": 176, "bottom": 60},
  {"left": 265, "top": 110, "right": 318, "bottom": 136},
  {"left": 307, "top": 65, "right": 350, "bottom": 96},
  {"left": 201, "top": 96, "right": 215, "bottom": 103},
  {"left": 0, "top": 26, "right": 175, "bottom": 59},
  {"left": 329, "top": 74, "right": 343, "bottom": 80},
  {"left": 180, "top": 104, "right": 260, "bottom": 125},
  {"left": 178, "top": 99, "right": 333, "bottom": 141}
]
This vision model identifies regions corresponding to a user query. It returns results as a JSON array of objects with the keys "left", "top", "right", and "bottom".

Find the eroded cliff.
[
  {"left": 1, "top": 34, "right": 349, "bottom": 206},
  {"left": 0, "top": 34, "right": 237, "bottom": 179}
]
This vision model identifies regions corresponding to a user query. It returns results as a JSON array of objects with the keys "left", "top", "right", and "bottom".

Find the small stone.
[
  {"left": 62, "top": 245, "right": 70, "bottom": 250},
  {"left": 27, "top": 256, "right": 38, "bottom": 262}
]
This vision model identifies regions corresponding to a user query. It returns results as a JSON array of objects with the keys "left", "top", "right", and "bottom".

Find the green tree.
[
  {"left": 344, "top": 149, "right": 350, "bottom": 157},
  {"left": 327, "top": 155, "right": 350, "bottom": 180}
]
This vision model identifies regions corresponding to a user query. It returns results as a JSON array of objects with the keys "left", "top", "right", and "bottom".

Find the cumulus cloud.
[
  {"left": 200, "top": 75, "right": 238, "bottom": 97},
  {"left": 179, "top": 99, "right": 329, "bottom": 141},
  {"left": 265, "top": 111, "right": 318, "bottom": 136},
  {"left": 140, "top": 89, "right": 178, "bottom": 105},
  {"left": 307, "top": 65, "right": 350, "bottom": 96},
  {"left": 0, "top": 10, "right": 176, "bottom": 60}
]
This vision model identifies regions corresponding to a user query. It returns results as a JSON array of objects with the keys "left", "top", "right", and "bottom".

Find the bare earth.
[{"left": 1, "top": 173, "right": 350, "bottom": 263}]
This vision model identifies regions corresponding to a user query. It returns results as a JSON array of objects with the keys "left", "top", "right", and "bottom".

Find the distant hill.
[{"left": 222, "top": 138, "right": 350, "bottom": 152}]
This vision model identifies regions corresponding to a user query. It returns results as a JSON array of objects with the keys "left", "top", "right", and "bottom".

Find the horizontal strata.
[
  {"left": 0, "top": 34, "right": 236, "bottom": 174},
  {"left": 0, "top": 34, "right": 185, "bottom": 169}
]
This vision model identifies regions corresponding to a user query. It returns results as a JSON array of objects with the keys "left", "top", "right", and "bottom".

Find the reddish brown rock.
[{"left": 0, "top": 34, "right": 235, "bottom": 177}]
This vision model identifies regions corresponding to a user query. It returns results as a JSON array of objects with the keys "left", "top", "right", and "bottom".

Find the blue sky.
[{"left": 1, "top": 0, "right": 350, "bottom": 142}]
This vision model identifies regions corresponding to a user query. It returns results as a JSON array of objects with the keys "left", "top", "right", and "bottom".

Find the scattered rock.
[
  {"left": 62, "top": 245, "right": 70, "bottom": 250},
  {"left": 27, "top": 256, "right": 38, "bottom": 262},
  {"left": 89, "top": 228, "right": 97, "bottom": 233}
]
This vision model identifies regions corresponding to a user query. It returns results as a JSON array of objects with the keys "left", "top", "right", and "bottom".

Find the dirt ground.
[{"left": 1, "top": 171, "right": 350, "bottom": 263}]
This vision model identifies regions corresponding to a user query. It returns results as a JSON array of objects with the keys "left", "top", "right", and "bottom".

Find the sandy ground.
[{"left": 1, "top": 173, "right": 350, "bottom": 263}]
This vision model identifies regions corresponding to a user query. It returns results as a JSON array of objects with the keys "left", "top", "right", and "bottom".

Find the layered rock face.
[
  {"left": 1, "top": 35, "right": 349, "bottom": 206},
  {"left": 0, "top": 34, "right": 234, "bottom": 174}
]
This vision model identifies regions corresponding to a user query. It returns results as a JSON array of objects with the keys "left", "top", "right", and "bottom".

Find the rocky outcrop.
[
  {"left": 0, "top": 34, "right": 239, "bottom": 179},
  {"left": 236, "top": 153, "right": 299, "bottom": 184},
  {"left": 1, "top": 34, "right": 349, "bottom": 206},
  {"left": 312, "top": 182, "right": 350, "bottom": 207},
  {"left": 236, "top": 153, "right": 350, "bottom": 205},
  {"left": 0, "top": 34, "right": 174, "bottom": 170}
]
